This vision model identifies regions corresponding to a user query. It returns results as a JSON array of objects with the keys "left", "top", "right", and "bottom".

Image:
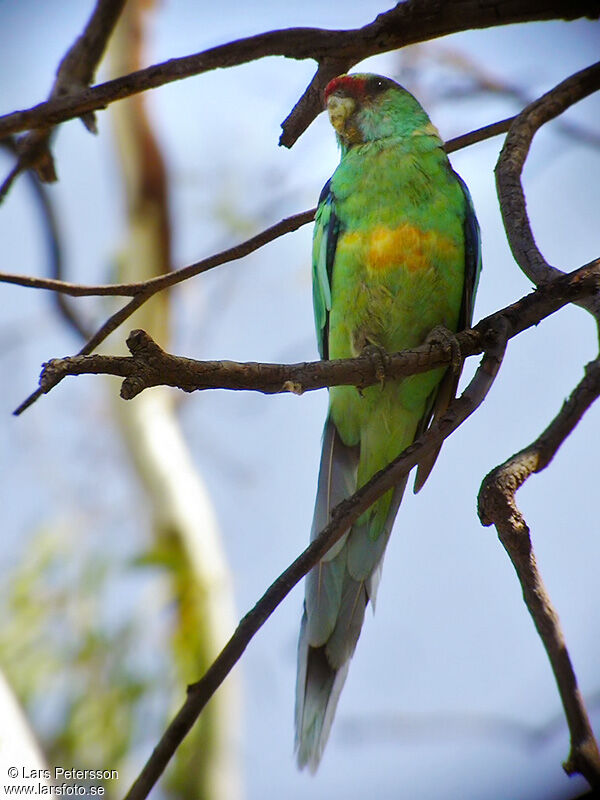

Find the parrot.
[{"left": 295, "top": 73, "right": 481, "bottom": 771}]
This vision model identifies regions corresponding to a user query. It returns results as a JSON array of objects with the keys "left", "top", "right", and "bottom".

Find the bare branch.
[
  {"left": 278, "top": 0, "right": 597, "bottom": 147},
  {"left": 57, "top": 0, "right": 128, "bottom": 93},
  {"left": 478, "top": 357, "right": 600, "bottom": 786},
  {"left": 22, "top": 258, "right": 600, "bottom": 411},
  {"left": 473, "top": 62, "right": 600, "bottom": 787},
  {"left": 37, "top": 327, "right": 455, "bottom": 399},
  {"left": 121, "top": 317, "right": 508, "bottom": 800},
  {"left": 495, "top": 60, "right": 600, "bottom": 318},
  {"left": 0, "top": 0, "right": 597, "bottom": 145}
]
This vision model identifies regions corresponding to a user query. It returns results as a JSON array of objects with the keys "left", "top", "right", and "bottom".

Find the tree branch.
[
  {"left": 122, "top": 316, "right": 509, "bottom": 800},
  {"left": 477, "top": 59, "right": 600, "bottom": 788},
  {"left": 0, "top": 0, "right": 597, "bottom": 145},
  {"left": 278, "top": 0, "right": 600, "bottom": 147},
  {"left": 495, "top": 60, "right": 600, "bottom": 318},
  {"left": 24, "top": 259, "right": 600, "bottom": 410},
  {"left": 478, "top": 357, "right": 600, "bottom": 786},
  {"left": 445, "top": 116, "right": 515, "bottom": 153}
]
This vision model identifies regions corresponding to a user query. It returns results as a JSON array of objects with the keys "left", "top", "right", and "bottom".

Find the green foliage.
[{"left": 0, "top": 524, "right": 149, "bottom": 784}]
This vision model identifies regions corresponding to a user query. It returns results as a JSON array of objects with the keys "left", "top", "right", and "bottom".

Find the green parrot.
[{"left": 295, "top": 73, "right": 481, "bottom": 770}]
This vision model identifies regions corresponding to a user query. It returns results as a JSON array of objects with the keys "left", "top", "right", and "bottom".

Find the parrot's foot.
[
  {"left": 361, "top": 343, "right": 389, "bottom": 386},
  {"left": 425, "top": 325, "right": 462, "bottom": 374}
]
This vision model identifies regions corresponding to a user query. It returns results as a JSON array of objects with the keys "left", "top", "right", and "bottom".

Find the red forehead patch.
[{"left": 324, "top": 75, "right": 368, "bottom": 103}]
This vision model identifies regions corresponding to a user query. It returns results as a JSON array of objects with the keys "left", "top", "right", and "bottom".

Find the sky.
[{"left": 1, "top": 2, "right": 599, "bottom": 800}]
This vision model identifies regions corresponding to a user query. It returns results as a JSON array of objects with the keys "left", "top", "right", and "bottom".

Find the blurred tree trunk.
[
  {"left": 107, "top": 3, "right": 241, "bottom": 798},
  {"left": 0, "top": 671, "right": 51, "bottom": 792}
]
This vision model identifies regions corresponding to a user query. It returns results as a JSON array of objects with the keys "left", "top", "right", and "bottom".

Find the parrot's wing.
[
  {"left": 312, "top": 179, "right": 339, "bottom": 360},
  {"left": 413, "top": 170, "right": 481, "bottom": 492},
  {"left": 296, "top": 181, "right": 351, "bottom": 769},
  {"left": 455, "top": 171, "right": 482, "bottom": 331}
]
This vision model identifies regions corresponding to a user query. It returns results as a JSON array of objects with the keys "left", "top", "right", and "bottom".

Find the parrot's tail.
[
  {"left": 295, "top": 612, "right": 351, "bottom": 772},
  {"left": 295, "top": 417, "right": 406, "bottom": 770}
]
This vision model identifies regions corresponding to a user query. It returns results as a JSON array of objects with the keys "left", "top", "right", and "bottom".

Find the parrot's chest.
[
  {"left": 328, "top": 233, "right": 440, "bottom": 358},
  {"left": 327, "top": 145, "right": 465, "bottom": 360},
  {"left": 329, "top": 215, "right": 462, "bottom": 359}
]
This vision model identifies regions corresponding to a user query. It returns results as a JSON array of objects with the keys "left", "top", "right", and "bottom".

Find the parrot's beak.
[{"left": 326, "top": 94, "right": 356, "bottom": 136}]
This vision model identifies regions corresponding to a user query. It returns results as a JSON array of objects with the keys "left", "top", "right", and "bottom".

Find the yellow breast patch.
[{"left": 340, "top": 224, "right": 459, "bottom": 274}]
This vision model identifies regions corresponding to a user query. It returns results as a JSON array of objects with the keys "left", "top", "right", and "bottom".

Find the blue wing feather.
[
  {"left": 312, "top": 179, "right": 339, "bottom": 359},
  {"left": 454, "top": 170, "right": 481, "bottom": 329}
]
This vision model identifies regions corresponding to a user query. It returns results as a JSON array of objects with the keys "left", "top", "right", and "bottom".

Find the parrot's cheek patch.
[{"left": 327, "top": 95, "right": 356, "bottom": 136}]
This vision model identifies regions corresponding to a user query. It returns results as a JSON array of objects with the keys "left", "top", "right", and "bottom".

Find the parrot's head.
[{"left": 324, "top": 73, "right": 438, "bottom": 150}]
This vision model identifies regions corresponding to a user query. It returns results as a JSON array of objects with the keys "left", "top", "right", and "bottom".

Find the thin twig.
[
  {"left": 0, "top": 161, "right": 22, "bottom": 203},
  {"left": 0, "top": 208, "right": 316, "bottom": 297},
  {"left": 444, "top": 116, "right": 515, "bottom": 153},
  {"left": 12, "top": 293, "right": 149, "bottom": 416},
  {"left": 9, "top": 208, "right": 316, "bottom": 414},
  {"left": 7, "top": 136, "right": 93, "bottom": 339},
  {"left": 430, "top": 46, "right": 600, "bottom": 148},
  {"left": 122, "top": 317, "right": 508, "bottom": 800}
]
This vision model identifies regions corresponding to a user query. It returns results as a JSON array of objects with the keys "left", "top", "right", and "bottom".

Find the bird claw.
[
  {"left": 425, "top": 325, "right": 462, "bottom": 374},
  {"left": 361, "top": 343, "right": 389, "bottom": 386}
]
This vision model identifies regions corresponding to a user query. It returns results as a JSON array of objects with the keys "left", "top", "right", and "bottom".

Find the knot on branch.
[
  {"left": 477, "top": 454, "right": 539, "bottom": 556},
  {"left": 121, "top": 329, "right": 168, "bottom": 399},
  {"left": 15, "top": 131, "right": 57, "bottom": 183},
  {"left": 564, "top": 737, "right": 600, "bottom": 783},
  {"left": 125, "top": 328, "right": 164, "bottom": 361},
  {"left": 282, "top": 380, "right": 304, "bottom": 395}
]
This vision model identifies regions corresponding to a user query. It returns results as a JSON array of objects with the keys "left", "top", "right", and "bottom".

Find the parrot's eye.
[{"left": 368, "top": 77, "right": 388, "bottom": 95}]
